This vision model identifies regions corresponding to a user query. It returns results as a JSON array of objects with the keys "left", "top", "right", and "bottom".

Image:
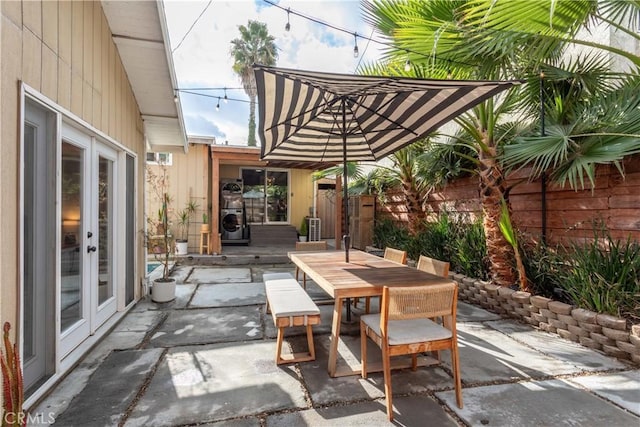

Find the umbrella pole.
[
  {"left": 342, "top": 98, "right": 350, "bottom": 263},
  {"left": 342, "top": 98, "right": 353, "bottom": 322}
]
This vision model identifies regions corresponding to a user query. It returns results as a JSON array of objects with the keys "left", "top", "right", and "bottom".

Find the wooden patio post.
[{"left": 211, "top": 155, "right": 221, "bottom": 254}]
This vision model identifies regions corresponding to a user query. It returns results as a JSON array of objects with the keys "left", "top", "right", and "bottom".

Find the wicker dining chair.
[
  {"left": 294, "top": 240, "right": 328, "bottom": 288},
  {"left": 360, "top": 282, "right": 463, "bottom": 421},
  {"left": 416, "top": 255, "right": 450, "bottom": 278},
  {"left": 356, "top": 247, "right": 407, "bottom": 314},
  {"left": 383, "top": 247, "right": 407, "bottom": 265}
]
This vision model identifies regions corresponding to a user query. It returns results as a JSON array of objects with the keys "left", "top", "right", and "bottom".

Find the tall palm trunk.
[
  {"left": 248, "top": 94, "right": 257, "bottom": 146},
  {"left": 478, "top": 142, "right": 517, "bottom": 287}
]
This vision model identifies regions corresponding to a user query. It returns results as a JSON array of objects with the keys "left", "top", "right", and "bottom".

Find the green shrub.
[
  {"left": 555, "top": 227, "right": 640, "bottom": 321},
  {"left": 408, "top": 213, "right": 452, "bottom": 262},
  {"left": 520, "top": 239, "right": 561, "bottom": 299},
  {"left": 373, "top": 214, "right": 639, "bottom": 322},
  {"left": 372, "top": 213, "right": 489, "bottom": 280},
  {"left": 450, "top": 218, "right": 489, "bottom": 280},
  {"left": 372, "top": 218, "right": 410, "bottom": 250}
]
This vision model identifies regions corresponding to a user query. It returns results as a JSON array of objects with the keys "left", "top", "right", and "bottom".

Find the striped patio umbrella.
[{"left": 254, "top": 65, "right": 522, "bottom": 262}]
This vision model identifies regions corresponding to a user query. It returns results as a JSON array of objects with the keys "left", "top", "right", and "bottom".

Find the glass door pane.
[
  {"left": 23, "top": 100, "right": 56, "bottom": 394},
  {"left": 61, "top": 142, "right": 84, "bottom": 331},
  {"left": 93, "top": 143, "right": 117, "bottom": 328},
  {"left": 125, "top": 154, "right": 135, "bottom": 305},
  {"left": 266, "top": 170, "right": 288, "bottom": 223},
  {"left": 97, "top": 155, "right": 113, "bottom": 305},
  {"left": 242, "top": 169, "right": 266, "bottom": 224}
]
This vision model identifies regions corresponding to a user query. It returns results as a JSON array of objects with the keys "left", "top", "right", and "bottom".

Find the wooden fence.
[{"left": 376, "top": 158, "right": 640, "bottom": 244}]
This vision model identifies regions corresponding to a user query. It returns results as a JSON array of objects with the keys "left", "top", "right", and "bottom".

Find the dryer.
[{"left": 221, "top": 208, "right": 244, "bottom": 240}]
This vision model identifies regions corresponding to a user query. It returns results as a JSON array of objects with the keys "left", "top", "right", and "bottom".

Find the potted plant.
[
  {"left": 299, "top": 217, "right": 308, "bottom": 242},
  {"left": 201, "top": 213, "right": 210, "bottom": 233},
  {"left": 175, "top": 200, "right": 198, "bottom": 256},
  {"left": 145, "top": 163, "right": 176, "bottom": 303}
]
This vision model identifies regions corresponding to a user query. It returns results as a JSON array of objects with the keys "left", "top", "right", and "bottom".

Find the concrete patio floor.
[{"left": 32, "top": 263, "right": 640, "bottom": 426}]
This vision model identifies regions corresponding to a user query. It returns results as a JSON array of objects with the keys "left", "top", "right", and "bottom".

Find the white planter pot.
[
  {"left": 299, "top": 236, "right": 307, "bottom": 242},
  {"left": 175, "top": 240, "right": 188, "bottom": 256},
  {"left": 152, "top": 278, "right": 176, "bottom": 303}
]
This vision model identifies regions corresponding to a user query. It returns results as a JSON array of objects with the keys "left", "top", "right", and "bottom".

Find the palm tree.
[
  {"left": 362, "top": 0, "right": 640, "bottom": 287},
  {"left": 363, "top": 1, "right": 527, "bottom": 287},
  {"left": 230, "top": 20, "right": 278, "bottom": 146},
  {"left": 381, "top": 141, "right": 433, "bottom": 234}
]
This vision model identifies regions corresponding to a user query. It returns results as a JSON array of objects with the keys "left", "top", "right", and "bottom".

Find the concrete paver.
[
  {"left": 125, "top": 342, "right": 308, "bottom": 426},
  {"left": 457, "top": 301, "right": 503, "bottom": 322},
  {"left": 150, "top": 306, "right": 263, "bottom": 347},
  {"left": 113, "top": 310, "right": 166, "bottom": 333},
  {"left": 267, "top": 395, "right": 458, "bottom": 426},
  {"left": 31, "top": 262, "right": 640, "bottom": 427},
  {"left": 190, "top": 282, "right": 266, "bottom": 307},
  {"left": 53, "top": 349, "right": 164, "bottom": 427},
  {"left": 487, "top": 319, "right": 628, "bottom": 371},
  {"left": 188, "top": 267, "right": 252, "bottom": 284},
  {"left": 298, "top": 334, "right": 454, "bottom": 406},
  {"left": 454, "top": 322, "right": 585, "bottom": 383},
  {"left": 437, "top": 378, "right": 640, "bottom": 427},
  {"left": 569, "top": 370, "right": 640, "bottom": 416}
]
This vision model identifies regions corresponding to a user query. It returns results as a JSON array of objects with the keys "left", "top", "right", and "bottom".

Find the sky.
[{"left": 164, "top": 0, "right": 383, "bottom": 145}]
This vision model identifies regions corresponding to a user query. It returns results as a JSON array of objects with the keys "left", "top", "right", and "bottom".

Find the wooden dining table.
[{"left": 289, "top": 249, "right": 454, "bottom": 377}]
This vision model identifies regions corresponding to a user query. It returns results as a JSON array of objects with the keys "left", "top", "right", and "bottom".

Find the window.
[{"left": 146, "top": 152, "right": 172, "bottom": 165}]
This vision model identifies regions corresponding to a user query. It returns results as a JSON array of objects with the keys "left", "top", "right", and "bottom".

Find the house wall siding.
[
  {"left": 147, "top": 145, "right": 209, "bottom": 253},
  {"left": 1, "top": 0, "right": 145, "bottom": 333}
]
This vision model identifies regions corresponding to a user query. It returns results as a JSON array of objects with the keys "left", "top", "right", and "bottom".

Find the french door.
[{"left": 59, "top": 124, "right": 117, "bottom": 357}]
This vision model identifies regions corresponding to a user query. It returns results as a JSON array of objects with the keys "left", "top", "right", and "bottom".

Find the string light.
[
  {"left": 173, "top": 94, "right": 179, "bottom": 103},
  {"left": 285, "top": 7, "right": 290, "bottom": 31},
  {"left": 223, "top": 88, "right": 228, "bottom": 103},
  {"left": 177, "top": 90, "right": 250, "bottom": 104},
  {"left": 353, "top": 33, "right": 359, "bottom": 58},
  {"left": 404, "top": 58, "right": 411, "bottom": 72},
  {"left": 216, "top": 97, "right": 220, "bottom": 111},
  {"left": 262, "top": 0, "right": 476, "bottom": 69}
]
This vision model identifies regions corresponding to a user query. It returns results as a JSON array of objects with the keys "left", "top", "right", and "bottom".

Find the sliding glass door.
[{"left": 241, "top": 168, "right": 289, "bottom": 224}]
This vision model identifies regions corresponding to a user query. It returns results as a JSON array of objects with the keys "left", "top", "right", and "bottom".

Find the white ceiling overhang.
[{"left": 102, "top": 0, "right": 187, "bottom": 153}]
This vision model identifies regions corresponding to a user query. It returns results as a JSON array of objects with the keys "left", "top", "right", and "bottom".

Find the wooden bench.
[{"left": 264, "top": 274, "right": 321, "bottom": 365}]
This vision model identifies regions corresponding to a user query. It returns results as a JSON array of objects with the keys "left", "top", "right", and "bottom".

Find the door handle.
[{"left": 87, "top": 245, "right": 97, "bottom": 253}]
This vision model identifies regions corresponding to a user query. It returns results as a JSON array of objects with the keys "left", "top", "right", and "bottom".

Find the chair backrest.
[
  {"left": 295, "top": 241, "right": 328, "bottom": 251},
  {"left": 416, "top": 255, "right": 450, "bottom": 278},
  {"left": 384, "top": 247, "right": 407, "bottom": 265},
  {"left": 381, "top": 283, "right": 458, "bottom": 328}
]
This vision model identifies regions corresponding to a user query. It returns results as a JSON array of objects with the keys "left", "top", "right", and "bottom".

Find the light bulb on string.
[
  {"left": 216, "top": 97, "right": 220, "bottom": 111},
  {"left": 223, "top": 88, "right": 228, "bottom": 103},
  {"left": 353, "top": 33, "right": 359, "bottom": 58},
  {"left": 285, "top": 8, "right": 290, "bottom": 31},
  {"left": 404, "top": 59, "right": 411, "bottom": 72}
]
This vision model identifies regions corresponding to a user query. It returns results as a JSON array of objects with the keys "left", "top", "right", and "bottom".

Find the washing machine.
[{"left": 221, "top": 208, "right": 244, "bottom": 240}]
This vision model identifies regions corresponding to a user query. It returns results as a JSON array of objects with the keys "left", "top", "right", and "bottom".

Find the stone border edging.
[{"left": 451, "top": 272, "right": 640, "bottom": 365}]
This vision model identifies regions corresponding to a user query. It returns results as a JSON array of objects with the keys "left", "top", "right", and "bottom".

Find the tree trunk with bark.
[
  {"left": 478, "top": 145, "right": 518, "bottom": 287},
  {"left": 401, "top": 178, "right": 427, "bottom": 234}
]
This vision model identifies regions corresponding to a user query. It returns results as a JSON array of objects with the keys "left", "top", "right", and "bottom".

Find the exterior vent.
[{"left": 308, "top": 218, "right": 321, "bottom": 242}]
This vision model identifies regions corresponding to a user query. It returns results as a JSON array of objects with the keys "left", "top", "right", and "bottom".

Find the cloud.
[{"left": 164, "top": 0, "right": 382, "bottom": 142}]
